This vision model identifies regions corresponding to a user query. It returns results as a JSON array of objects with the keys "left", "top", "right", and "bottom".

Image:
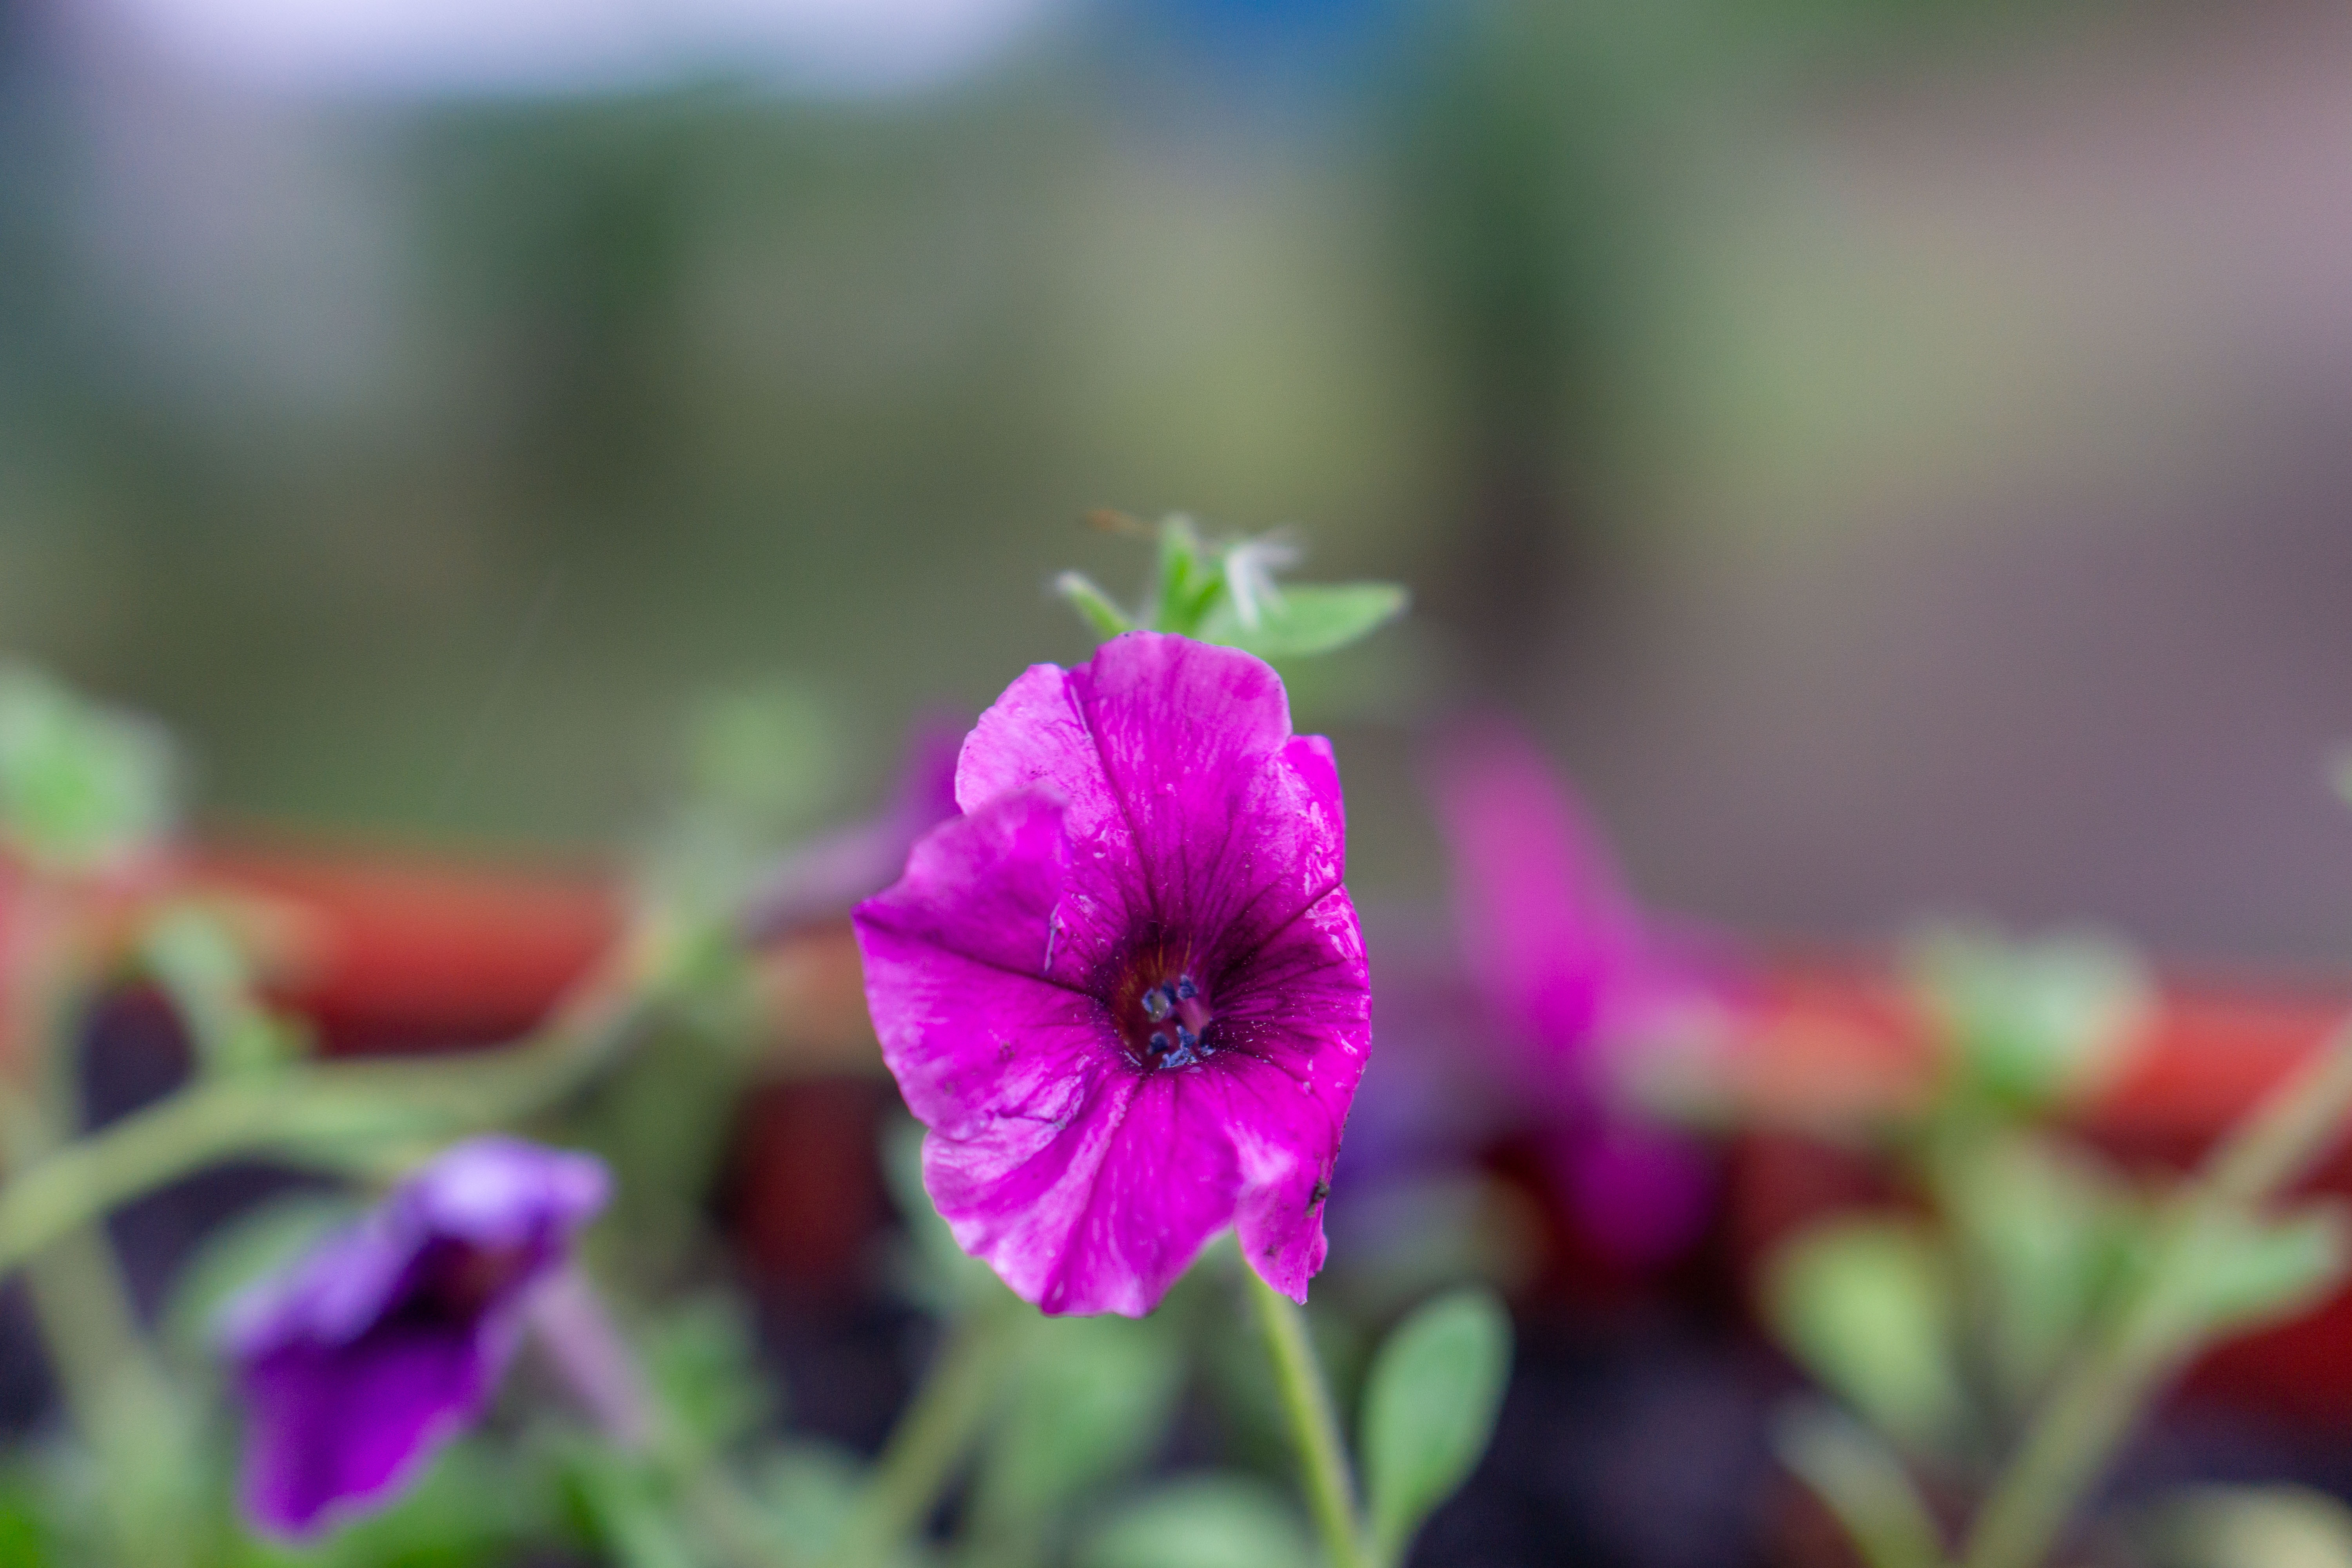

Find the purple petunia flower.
[
  {"left": 854, "top": 632, "right": 1370, "bottom": 1317},
  {"left": 1430, "top": 720, "right": 1722, "bottom": 1267},
  {"left": 221, "top": 1136, "right": 610, "bottom": 1537}
]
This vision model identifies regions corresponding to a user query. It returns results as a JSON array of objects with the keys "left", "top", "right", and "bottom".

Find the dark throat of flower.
[{"left": 1114, "top": 962, "right": 1218, "bottom": 1071}]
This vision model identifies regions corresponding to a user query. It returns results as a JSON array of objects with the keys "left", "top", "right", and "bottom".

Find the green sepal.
[
  {"left": 1359, "top": 1286, "right": 1513, "bottom": 1566},
  {"left": 1147, "top": 517, "right": 1225, "bottom": 636},
  {"left": 1196, "top": 583, "right": 1408, "bottom": 661},
  {"left": 1056, "top": 572, "right": 1135, "bottom": 641}
]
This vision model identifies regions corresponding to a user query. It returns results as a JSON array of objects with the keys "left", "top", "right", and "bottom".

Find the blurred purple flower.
[
  {"left": 855, "top": 632, "right": 1370, "bottom": 1316},
  {"left": 1429, "top": 721, "right": 1720, "bottom": 1266},
  {"left": 221, "top": 1137, "right": 610, "bottom": 1537},
  {"left": 742, "top": 715, "right": 965, "bottom": 942}
]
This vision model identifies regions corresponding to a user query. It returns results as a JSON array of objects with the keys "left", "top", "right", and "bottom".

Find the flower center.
[{"left": 1118, "top": 969, "right": 1216, "bottom": 1070}]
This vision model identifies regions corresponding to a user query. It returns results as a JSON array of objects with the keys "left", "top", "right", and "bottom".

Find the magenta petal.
[{"left": 857, "top": 634, "right": 1371, "bottom": 1315}]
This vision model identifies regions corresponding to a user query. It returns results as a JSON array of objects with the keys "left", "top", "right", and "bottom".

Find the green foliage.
[
  {"left": 0, "top": 662, "right": 174, "bottom": 872},
  {"left": 1195, "top": 585, "right": 1409, "bottom": 663},
  {"left": 1073, "top": 1478, "right": 1317, "bottom": 1568},
  {"left": 557, "top": 1443, "right": 699, "bottom": 1568},
  {"left": 1055, "top": 516, "right": 1406, "bottom": 661},
  {"left": 2146, "top": 1485, "right": 2352, "bottom": 1568},
  {"left": 1358, "top": 1287, "right": 1512, "bottom": 1567},
  {"left": 140, "top": 906, "right": 310, "bottom": 1080},
  {"left": 236, "top": 1439, "right": 549, "bottom": 1568},
  {"left": 1930, "top": 1132, "right": 2134, "bottom": 1416},
  {"left": 971, "top": 1314, "right": 1185, "bottom": 1540},
  {"left": 1911, "top": 924, "right": 2151, "bottom": 1112},
  {"left": 1769, "top": 1405, "right": 1945, "bottom": 1568},
  {"left": 639, "top": 1294, "right": 775, "bottom": 1455},
  {"left": 1762, "top": 1218, "right": 1964, "bottom": 1452},
  {"left": 2158, "top": 1203, "right": 2350, "bottom": 1347}
]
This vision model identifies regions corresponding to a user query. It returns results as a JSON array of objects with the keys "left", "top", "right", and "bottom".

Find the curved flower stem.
[
  {"left": 1960, "top": 1015, "right": 2352, "bottom": 1568},
  {"left": 831, "top": 1297, "right": 1024, "bottom": 1568},
  {"left": 0, "top": 957, "right": 657, "bottom": 1283},
  {"left": 1247, "top": 1270, "right": 1367, "bottom": 1568}
]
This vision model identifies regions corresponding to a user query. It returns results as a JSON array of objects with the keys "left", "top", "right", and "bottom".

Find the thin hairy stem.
[{"left": 1248, "top": 1269, "right": 1367, "bottom": 1568}]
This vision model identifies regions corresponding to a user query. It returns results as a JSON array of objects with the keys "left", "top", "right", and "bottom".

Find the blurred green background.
[{"left": 7, "top": 0, "right": 2352, "bottom": 958}]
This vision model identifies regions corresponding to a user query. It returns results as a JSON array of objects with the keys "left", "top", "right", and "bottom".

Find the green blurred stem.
[
  {"left": 1960, "top": 1016, "right": 2352, "bottom": 1568},
  {"left": 1773, "top": 1406, "right": 1946, "bottom": 1568},
  {"left": 0, "top": 974, "right": 655, "bottom": 1283},
  {"left": 831, "top": 1298, "right": 1023, "bottom": 1568},
  {"left": 1247, "top": 1269, "right": 1367, "bottom": 1568}
]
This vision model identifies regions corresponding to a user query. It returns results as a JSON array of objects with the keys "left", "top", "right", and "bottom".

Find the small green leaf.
[
  {"left": 1931, "top": 1132, "right": 2134, "bottom": 1414},
  {"left": 558, "top": 1445, "right": 699, "bottom": 1568},
  {"left": 1911, "top": 924, "right": 2152, "bottom": 1111},
  {"left": 1196, "top": 583, "right": 1408, "bottom": 661},
  {"left": 1074, "top": 1478, "right": 1317, "bottom": 1568},
  {"left": 1148, "top": 517, "right": 1225, "bottom": 635},
  {"left": 0, "top": 662, "right": 174, "bottom": 872},
  {"left": 747, "top": 1443, "right": 870, "bottom": 1561},
  {"left": 1761, "top": 1218, "right": 1965, "bottom": 1452},
  {"left": 640, "top": 1294, "right": 774, "bottom": 1452},
  {"left": 2165, "top": 1203, "right": 2350, "bottom": 1345},
  {"left": 1359, "top": 1286, "right": 1513, "bottom": 1564},
  {"left": 973, "top": 1314, "right": 1185, "bottom": 1534},
  {"left": 1056, "top": 572, "right": 1134, "bottom": 641},
  {"left": 2149, "top": 1484, "right": 2352, "bottom": 1568}
]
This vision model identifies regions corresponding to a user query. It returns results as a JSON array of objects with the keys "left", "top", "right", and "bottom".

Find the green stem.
[
  {"left": 20, "top": 1225, "right": 194, "bottom": 1564},
  {"left": 1960, "top": 1016, "right": 2352, "bottom": 1568},
  {"left": 831, "top": 1299, "right": 1022, "bottom": 1568},
  {"left": 0, "top": 980, "right": 653, "bottom": 1283},
  {"left": 1247, "top": 1269, "right": 1366, "bottom": 1568}
]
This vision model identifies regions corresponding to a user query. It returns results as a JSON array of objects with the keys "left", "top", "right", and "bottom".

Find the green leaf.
[
  {"left": 1910, "top": 924, "right": 2152, "bottom": 1112},
  {"left": 1761, "top": 1218, "right": 1965, "bottom": 1452},
  {"left": 0, "top": 662, "right": 174, "bottom": 871},
  {"left": 1195, "top": 583, "right": 1408, "bottom": 661},
  {"left": 972, "top": 1314, "right": 1185, "bottom": 1534},
  {"left": 1931, "top": 1132, "right": 2134, "bottom": 1414},
  {"left": 2165, "top": 1203, "right": 2350, "bottom": 1345},
  {"left": 2149, "top": 1485, "right": 2352, "bottom": 1568},
  {"left": 558, "top": 1444, "right": 698, "bottom": 1568},
  {"left": 1147, "top": 517, "right": 1225, "bottom": 635},
  {"left": 1359, "top": 1286, "right": 1513, "bottom": 1564},
  {"left": 746, "top": 1443, "right": 873, "bottom": 1561},
  {"left": 640, "top": 1294, "right": 774, "bottom": 1452},
  {"left": 1056, "top": 572, "right": 1134, "bottom": 640},
  {"left": 1074, "top": 1479, "right": 1317, "bottom": 1568}
]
